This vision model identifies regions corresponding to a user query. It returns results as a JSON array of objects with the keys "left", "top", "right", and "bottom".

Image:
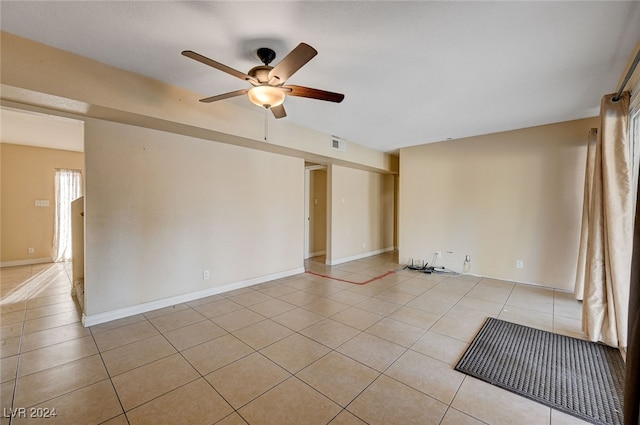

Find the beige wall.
[
  {"left": 84, "top": 118, "right": 304, "bottom": 317},
  {"left": 399, "top": 117, "right": 599, "bottom": 290},
  {"left": 1, "top": 143, "right": 84, "bottom": 264},
  {"left": 328, "top": 165, "right": 395, "bottom": 264}
]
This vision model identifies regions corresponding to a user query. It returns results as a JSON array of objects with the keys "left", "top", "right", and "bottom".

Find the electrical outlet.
[
  {"left": 203, "top": 270, "right": 210, "bottom": 280},
  {"left": 516, "top": 260, "right": 524, "bottom": 270},
  {"left": 465, "top": 254, "right": 471, "bottom": 262},
  {"left": 28, "top": 247, "right": 35, "bottom": 254}
]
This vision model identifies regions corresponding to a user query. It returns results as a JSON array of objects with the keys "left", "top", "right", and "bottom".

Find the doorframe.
[{"left": 304, "top": 164, "right": 327, "bottom": 260}]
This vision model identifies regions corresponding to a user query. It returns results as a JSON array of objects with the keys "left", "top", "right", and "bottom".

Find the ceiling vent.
[{"left": 331, "top": 136, "right": 346, "bottom": 152}]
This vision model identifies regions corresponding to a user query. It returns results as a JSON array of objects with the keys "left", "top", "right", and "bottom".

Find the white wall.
[
  {"left": 84, "top": 118, "right": 304, "bottom": 321},
  {"left": 328, "top": 165, "right": 395, "bottom": 264},
  {"left": 399, "top": 117, "right": 598, "bottom": 290}
]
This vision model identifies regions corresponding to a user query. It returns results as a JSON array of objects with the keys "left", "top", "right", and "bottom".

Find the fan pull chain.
[{"left": 264, "top": 108, "right": 268, "bottom": 142}]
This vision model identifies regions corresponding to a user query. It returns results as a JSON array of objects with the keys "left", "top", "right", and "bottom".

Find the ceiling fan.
[{"left": 182, "top": 43, "right": 344, "bottom": 119}]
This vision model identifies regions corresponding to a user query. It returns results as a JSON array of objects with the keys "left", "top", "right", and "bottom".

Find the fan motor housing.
[{"left": 248, "top": 65, "right": 273, "bottom": 84}]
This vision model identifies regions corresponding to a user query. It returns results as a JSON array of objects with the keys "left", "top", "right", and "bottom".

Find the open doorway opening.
[
  {"left": 304, "top": 164, "right": 327, "bottom": 260},
  {"left": 52, "top": 168, "right": 83, "bottom": 262}
]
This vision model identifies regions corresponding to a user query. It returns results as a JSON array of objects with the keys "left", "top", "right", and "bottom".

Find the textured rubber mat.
[{"left": 455, "top": 318, "right": 624, "bottom": 425}]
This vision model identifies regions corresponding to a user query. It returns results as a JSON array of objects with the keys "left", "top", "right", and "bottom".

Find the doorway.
[{"left": 304, "top": 164, "right": 327, "bottom": 260}]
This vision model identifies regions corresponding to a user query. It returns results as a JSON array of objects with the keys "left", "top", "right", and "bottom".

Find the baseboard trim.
[
  {"left": 326, "top": 246, "right": 395, "bottom": 266},
  {"left": 309, "top": 250, "right": 326, "bottom": 257},
  {"left": 1, "top": 257, "right": 53, "bottom": 268},
  {"left": 82, "top": 266, "right": 305, "bottom": 327}
]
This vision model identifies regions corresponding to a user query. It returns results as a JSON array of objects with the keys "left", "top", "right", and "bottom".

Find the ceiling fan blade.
[
  {"left": 283, "top": 85, "right": 345, "bottom": 103},
  {"left": 199, "top": 89, "right": 248, "bottom": 103},
  {"left": 271, "top": 104, "right": 287, "bottom": 119},
  {"left": 182, "top": 50, "right": 257, "bottom": 84},
  {"left": 268, "top": 43, "right": 317, "bottom": 85}
]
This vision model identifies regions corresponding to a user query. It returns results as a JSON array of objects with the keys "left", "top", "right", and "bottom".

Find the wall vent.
[{"left": 331, "top": 136, "right": 346, "bottom": 152}]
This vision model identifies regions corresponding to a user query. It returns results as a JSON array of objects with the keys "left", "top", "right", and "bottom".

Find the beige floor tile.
[
  {"left": 20, "top": 322, "right": 90, "bottom": 353},
  {"left": 163, "top": 319, "right": 227, "bottom": 351},
  {"left": 303, "top": 298, "right": 350, "bottom": 317},
  {"left": 411, "top": 331, "right": 469, "bottom": 365},
  {"left": 112, "top": 353, "right": 199, "bottom": 411},
  {"left": 330, "top": 306, "right": 383, "bottom": 330},
  {"left": 385, "top": 349, "right": 464, "bottom": 404},
  {"left": 278, "top": 290, "right": 323, "bottom": 307},
  {"left": 271, "top": 307, "right": 325, "bottom": 331},
  {"left": 232, "top": 319, "right": 293, "bottom": 350},
  {"left": 193, "top": 298, "right": 244, "bottom": 319},
  {"left": 17, "top": 335, "right": 98, "bottom": 377},
  {"left": 373, "top": 289, "right": 417, "bottom": 305},
  {"left": 230, "top": 291, "right": 274, "bottom": 307},
  {"left": 1, "top": 301, "right": 27, "bottom": 315},
  {"left": 2, "top": 310, "right": 27, "bottom": 326},
  {"left": 466, "top": 279, "right": 515, "bottom": 304},
  {"left": 440, "top": 407, "right": 486, "bottom": 425},
  {"left": 211, "top": 308, "right": 265, "bottom": 332},
  {"left": 126, "top": 378, "right": 233, "bottom": 425},
  {"left": 185, "top": 294, "right": 224, "bottom": 307},
  {"left": 300, "top": 319, "right": 361, "bottom": 349},
  {"left": 182, "top": 334, "right": 254, "bottom": 375},
  {"left": 451, "top": 376, "right": 551, "bottom": 425},
  {"left": 148, "top": 308, "right": 206, "bottom": 333},
  {"left": 506, "top": 284, "right": 554, "bottom": 314},
  {"left": 456, "top": 295, "right": 505, "bottom": 315},
  {"left": 553, "top": 291, "right": 583, "bottom": 320},
  {"left": 433, "top": 278, "right": 478, "bottom": 295},
  {"left": 326, "top": 290, "right": 370, "bottom": 306},
  {"left": 328, "top": 410, "right": 368, "bottom": 425},
  {"left": 260, "top": 333, "right": 331, "bottom": 373},
  {"left": 239, "top": 377, "right": 342, "bottom": 425},
  {"left": 355, "top": 298, "right": 400, "bottom": 316},
  {"left": 1, "top": 355, "right": 18, "bottom": 383},
  {"left": 499, "top": 305, "right": 554, "bottom": 332},
  {"left": 14, "top": 354, "right": 108, "bottom": 407},
  {"left": 347, "top": 374, "right": 447, "bottom": 425},
  {"left": 215, "top": 412, "right": 249, "bottom": 425},
  {"left": 142, "top": 303, "right": 189, "bottom": 319},
  {"left": 1, "top": 322, "right": 23, "bottom": 341},
  {"left": 24, "top": 301, "right": 79, "bottom": 321},
  {"left": 101, "top": 415, "right": 130, "bottom": 425},
  {"left": 206, "top": 352, "right": 290, "bottom": 409},
  {"left": 298, "top": 351, "right": 379, "bottom": 407},
  {"left": 337, "top": 332, "right": 406, "bottom": 372},
  {"left": 430, "top": 316, "right": 484, "bottom": 343},
  {"left": 553, "top": 316, "right": 586, "bottom": 339},
  {"left": 1, "top": 380, "right": 15, "bottom": 411},
  {"left": 22, "top": 309, "right": 81, "bottom": 335},
  {"left": 365, "top": 317, "right": 425, "bottom": 347},
  {"left": 406, "top": 295, "right": 454, "bottom": 316},
  {"left": 88, "top": 314, "right": 146, "bottom": 334},
  {"left": 388, "top": 306, "right": 440, "bottom": 329},
  {"left": 25, "top": 292, "right": 73, "bottom": 310},
  {"left": 551, "top": 409, "right": 593, "bottom": 424},
  {"left": 1, "top": 337, "right": 21, "bottom": 358},
  {"left": 248, "top": 298, "right": 296, "bottom": 317},
  {"left": 12, "top": 379, "right": 123, "bottom": 425},
  {"left": 92, "top": 320, "right": 159, "bottom": 351},
  {"left": 101, "top": 334, "right": 176, "bottom": 376}
]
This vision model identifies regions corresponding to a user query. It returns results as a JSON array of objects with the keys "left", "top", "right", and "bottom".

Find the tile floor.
[{"left": 1, "top": 252, "right": 594, "bottom": 425}]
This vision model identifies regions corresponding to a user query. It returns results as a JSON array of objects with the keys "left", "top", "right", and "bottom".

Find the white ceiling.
[{"left": 1, "top": 1, "right": 639, "bottom": 153}]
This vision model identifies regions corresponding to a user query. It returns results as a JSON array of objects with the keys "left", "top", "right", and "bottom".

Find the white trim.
[
  {"left": 1, "top": 257, "right": 52, "bottom": 268},
  {"left": 82, "top": 266, "right": 305, "bottom": 327},
  {"left": 309, "top": 250, "right": 326, "bottom": 257},
  {"left": 326, "top": 246, "right": 395, "bottom": 266}
]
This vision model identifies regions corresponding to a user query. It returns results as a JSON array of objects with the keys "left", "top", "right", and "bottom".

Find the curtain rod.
[{"left": 613, "top": 48, "right": 640, "bottom": 102}]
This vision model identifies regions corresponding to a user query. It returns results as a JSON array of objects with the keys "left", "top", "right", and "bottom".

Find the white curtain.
[
  {"left": 52, "top": 169, "right": 83, "bottom": 262},
  {"left": 576, "top": 92, "right": 632, "bottom": 348}
]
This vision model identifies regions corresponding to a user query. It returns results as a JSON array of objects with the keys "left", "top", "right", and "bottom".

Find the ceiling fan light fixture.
[{"left": 248, "top": 85, "right": 285, "bottom": 109}]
